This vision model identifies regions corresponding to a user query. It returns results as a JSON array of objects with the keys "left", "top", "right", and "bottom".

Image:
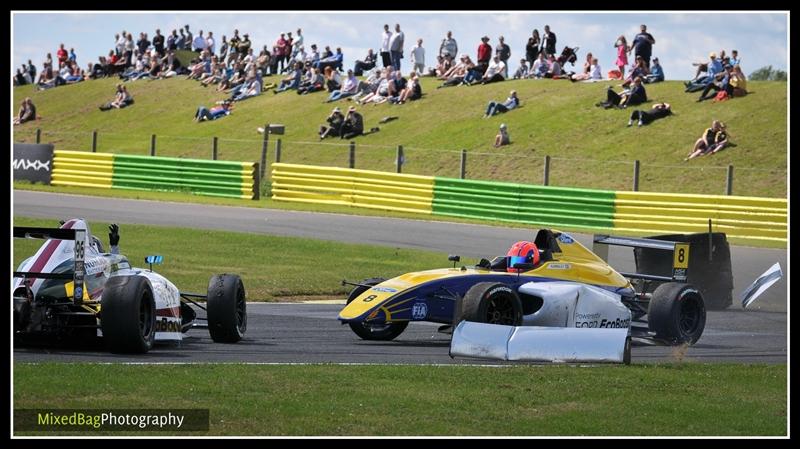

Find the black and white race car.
[{"left": 13, "top": 218, "right": 247, "bottom": 353}]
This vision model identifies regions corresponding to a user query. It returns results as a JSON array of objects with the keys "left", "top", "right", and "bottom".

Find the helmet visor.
[{"left": 507, "top": 256, "right": 531, "bottom": 268}]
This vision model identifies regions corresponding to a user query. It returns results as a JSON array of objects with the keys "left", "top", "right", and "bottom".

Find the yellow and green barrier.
[
  {"left": 52, "top": 150, "right": 258, "bottom": 199},
  {"left": 270, "top": 163, "right": 787, "bottom": 245}
]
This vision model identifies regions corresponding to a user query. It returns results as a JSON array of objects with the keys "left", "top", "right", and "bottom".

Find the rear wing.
[
  {"left": 592, "top": 234, "right": 689, "bottom": 282},
  {"left": 13, "top": 226, "right": 86, "bottom": 304}
]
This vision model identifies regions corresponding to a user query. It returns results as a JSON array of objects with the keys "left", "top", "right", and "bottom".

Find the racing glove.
[{"left": 109, "top": 224, "right": 120, "bottom": 247}]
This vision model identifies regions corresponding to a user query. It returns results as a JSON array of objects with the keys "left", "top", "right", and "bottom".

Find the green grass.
[
  {"left": 13, "top": 363, "right": 787, "bottom": 436},
  {"left": 14, "top": 182, "right": 787, "bottom": 249},
  {"left": 13, "top": 76, "right": 787, "bottom": 197},
  {"left": 13, "top": 216, "right": 450, "bottom": 300}
]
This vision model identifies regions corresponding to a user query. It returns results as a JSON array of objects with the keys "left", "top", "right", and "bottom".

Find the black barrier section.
[
  {"left": 13, "top": 143, "right": 54, "bottom": 184},
  {"left": 634, "top": 233, "right": 733, "bottom": 310},
  {"left": 15, "top": 408, "right": 209, "bottom": 432}
]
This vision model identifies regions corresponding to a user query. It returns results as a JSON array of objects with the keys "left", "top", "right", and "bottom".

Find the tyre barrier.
[
  {"left": 270, "top": 163, "right": 787, "bottom": 246},
  {"left": 51, "top": 150, "right": 258, "bottom": 199}
]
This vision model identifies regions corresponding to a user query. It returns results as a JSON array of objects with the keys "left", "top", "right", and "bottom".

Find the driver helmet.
[{"left": 506, "top": 241, "right": 540, "bottom": 273}]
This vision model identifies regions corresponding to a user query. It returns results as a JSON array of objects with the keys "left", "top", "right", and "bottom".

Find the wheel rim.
[
  {"left": 139, "top": 292, "right": 153, "bottom": 339},
  {"left": 235, "top": 282, "right": 246, "bottom": 332},
  {"left": 486, "top": 296, "right": 516, "bottom": 325},
  {"left": 362, "top": 323, "right": 392, "bottom": 333},
  {"left": 679, "top": 295, "right": 703, "bottom": 336}
]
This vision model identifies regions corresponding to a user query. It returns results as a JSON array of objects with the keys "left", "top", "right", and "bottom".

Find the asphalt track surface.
[{"left": 13, "top": 190, "right": 788, "bottom": 364}]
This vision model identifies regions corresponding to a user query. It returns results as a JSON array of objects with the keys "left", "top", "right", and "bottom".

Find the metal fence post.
[
  {"left": 460, "top": 149, "right": 467, "bottom": 179},
  {"left": 396, "top": 145, "right": 403, "bottom": 173},
  {"left": 633, "top": 160, "right": 640, "bottom": 192},
  {"left": 35, "top": 128, "right": 41, "bottom": 144},
  {"left": 349, "top": 141, "right": 356, "bottom": 169},
  {"left": 725, "top": 165, "right": 734, "bottom": 195},
  {"left": 260, "top": 125, "right": 269, "bottom": 181},
  {"left": 91, "top": 130, "right": 98, "bottom": 152},
  {"left": 543, "top": 155, "right": 551, "bottom": 186},
  {"left": 212, "top": 137, "right": 218, "bottom": 160},
  {"left": 275, "top": 139, "right": 282, "bottom": 163},
  {"left": 150, "top": 134, "right": 156, "bottom": 156}
]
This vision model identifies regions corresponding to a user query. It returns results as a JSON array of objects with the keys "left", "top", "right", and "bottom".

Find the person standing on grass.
[{"left": 410, "top": 38, "right": 425, "bottom": 75}]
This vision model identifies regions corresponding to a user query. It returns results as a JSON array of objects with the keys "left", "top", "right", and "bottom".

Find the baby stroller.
[{"left": 557, "top": 46, "right": 580, "bottom": 67}]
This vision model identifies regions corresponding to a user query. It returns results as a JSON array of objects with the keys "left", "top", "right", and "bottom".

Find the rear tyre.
[
  {"left": 460, "top": 282, "right": 523, "bottom": 325},
  {"left": 648, "top": 282, "right": 706, "bottom": 345},
  {"left": 207, "top": 274, "right": 247, "bottom": 343},
  {"left": 346, "top": 278, "right": 409, "bottom": 341},
  {"left": 101, "top": 276, "right": 156, "bottom": 353}
]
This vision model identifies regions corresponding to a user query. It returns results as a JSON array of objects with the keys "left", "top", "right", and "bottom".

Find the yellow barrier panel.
[
  {"left": 271, "top": 163, "right": 434, "bottom": 214},
  {"left": 53, "top": 151, "right": 115, "bottom": 189}
]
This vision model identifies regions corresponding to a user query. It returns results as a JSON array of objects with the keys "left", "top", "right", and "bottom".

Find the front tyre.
[
  {"left": 101, "top": 276, "right": 156, "bottom": 353},
  {"left": 346, "top": 278, "right": 409, "bottom": 341},
  {"left": 207, "top": 274, "right": 247, "bottom": 343},
  {"left": 648, "top": 282, "right": 706, "bottom": 345},
  {"left": 460, "top": 282, "right": 523, "bottom": 325}
]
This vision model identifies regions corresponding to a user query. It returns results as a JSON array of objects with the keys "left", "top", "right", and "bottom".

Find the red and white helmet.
[{"left": 506, "top": 241, "right": 540, "bottom": 273}]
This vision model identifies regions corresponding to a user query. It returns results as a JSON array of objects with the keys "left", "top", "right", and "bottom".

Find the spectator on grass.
[
  {"left": 390, "top": 24, "right": 405, "bottom": 71},
  {"left": 697, "top": 64, "right": 733, "bottom": 102},
  {"left": 622, "top": 56, "right": 649, "bottom": 88},
  {"left": 327, "top": 69, "right": 359, "bottom": 102},
  {"left": 238, "top": 34, "right": 252, "bottom": 57},
  {"left": 644, "top": 57, "right": 664, "bottom": 83},
  {"left": 99, "top": 84, "right": 133, "bottom": 110},
  {"left": 392, "top": 72, "right": 422, "bottom": 104},
  {"left": 440, "top": 30, "right": 458, "bottom": 60},
  {"left": 206, "top": 31, "right": 216, "bottom": 55},
  {"left": 569, "top": 55, "right": 601, "bottom": 81},
  {"left": 323, "top": 65, "right": 342, "bottom": 92},
  {"left": 319, "top": 107, "right": 345, "bottom": 139},
  {"left": 167, "top": 29, "right": 178, "bottom": 51},
  {"left": 297, "top": 67, "right": 325, "bottom": 95},
  {"left": 273, "top": 62, "right": 304, "bottom": 94},
  {"left": 484, "top": 90, "right": 520, "bottom": 117},
  {"left": 596, "top": 76, "right": 647, "bottom": 109},
  {"left": 685, "top": 120, "right": 729, "bottom": 160},
  {"left": 631, "top": 24, "right": 656, "bottom": 69},
  {"left": 531, "top": 52, "right": 548, "bottom": 78},
  {"left": 627, "top": 102, "right": 671, "bottom": 127},
  {"left": 153, "top": 29, "right": 165, "bottom": 56},
  {"left": 176, "top": 28, "right": 187, "bottom": 50},
  {"left": 729, "top": 50, "right": 741, "bottom": 67},
  {"left": 13, "top": 98, "right": 36, "bottom": 125},
  {"left": 194, "top": 100, "right": 233, "bottom": 122},
  {"left": 340, "top": 106, "right": 365, "bottom": 139},
  {"left": 497, "top": 36, "right": 511, "bottom": 78},
  {"left": 57, "top": 44, "right": 68, "bottom": 66},
  {"left": 541, "top": 25, "right": 557, "bottom": 57},
  {"left": 512, "top": 59, "right": 529, "bottom": 79},
  {"left": 495, "top": 123, "right": 510, "bottom": 148},
  {"left": 184, "top": 25, "right": 193, "bottom": 49},
  {"left": 410, "top": 39, "right": 425, "bottom": 75},
  {"left": 480, "top": 55, "right": 506, "bottom": 84},
  {"left": 614, "top": 35, "right": 629, "bottom": 80},
  {"left": 293, "top": 29, "right": 304, "bottom": 59},
  {"left": 137, "top": 32, "right": 150, "bottom": 55},
  {"left": 526, "top": 30, "right": 541, "bottom": 66},
  {"left": 354, "top": 49, "right": 377, "bottom": 76},
  {"left": 730, "top": 64, "right": 748, "bottom": 97},
  {"left": 316, "top": 47, "right": 344, "bottom": 73},
  {"left": 436, "top": 54, "right": 472, "bottom": 88},
  {"left": 380, "top": 24, "right": 392, "bottom": 68},
  {"left": 686, "top": 52, "right": 723, "bottom": 92},
  {"left": 476, "top": 36, "right": 492, "bottom": 74},
  {"left": 544, "top": 54, "right": 562, "bottom": 78},
  {"left": 69, "top": 48, "right": 77, "bottom": 63}
]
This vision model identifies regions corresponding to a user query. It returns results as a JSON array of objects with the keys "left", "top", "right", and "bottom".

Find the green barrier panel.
[
  {"left": 433, "top": 177, "right": 616, "bottom": 228},
  {"left": 110, "top": 153, "right": 255, "bottom": 199}
]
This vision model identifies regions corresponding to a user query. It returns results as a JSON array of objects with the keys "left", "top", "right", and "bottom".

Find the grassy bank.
[{"left": 13, "top": 362, "right": 787, "bottom": 436}]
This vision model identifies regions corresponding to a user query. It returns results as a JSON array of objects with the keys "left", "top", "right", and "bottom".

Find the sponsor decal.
[
  {"left": 411, "top": 302, "right": 428, "bottom": 320},
  {"left": 371, "top": 286, "right": 398, "bottom": 293},
  {"left": 558, "top": 233, "right": 575, "bottom": 244},
  {"left": 155, "top": 317, "right": 182, "bottom": 333},
  {"left": 547, "top": 263, "right": 571, "bottom": 270},
  {"left": 74, "top": 286, "right": 83, "bottom": 300},
  {"left": 575, "top": 317, "right": 631, "bottom": 328},
  {"left": 13, "top": 159, "right": 51, "bottom": 171}
]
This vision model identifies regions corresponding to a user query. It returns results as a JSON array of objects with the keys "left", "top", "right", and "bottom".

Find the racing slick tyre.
[
  {"left": 647, "top": 282, "right": 706, "bottom": 345},
  {"left": 207, "top": 274, "right": 247, "bottom": 343},
  {"left": 346, "top": 278, "right": 409, "bottom": 341},
  {"left": 101, "top": 275, "right": 156, "bottom": 353},
  {"left": 460, "top": 282, "right": 523, "bottom": 326}
]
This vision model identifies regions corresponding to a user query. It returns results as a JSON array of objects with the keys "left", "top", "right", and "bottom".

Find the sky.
[{"left": 12, "top": 11, "right": 788, "bottom": 81}]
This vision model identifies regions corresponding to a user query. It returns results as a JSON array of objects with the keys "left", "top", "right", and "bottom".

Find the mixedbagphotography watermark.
[{"left": 15, "top": 409, "right": 209, "bottom": 432}]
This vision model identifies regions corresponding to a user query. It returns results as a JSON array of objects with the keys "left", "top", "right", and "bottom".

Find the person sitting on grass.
[
  {"left": 697, "top": 64, "right": 733, "bottom": 102},
  {"left": 391, "top": 73, "right": 422, "bottom": 104},
  {"left": 643, "top": 57, "right": 664, "bottom": 83},
  {"left": 319, "top": 107, "right": 345, "bottom": 139},
  {"left": 627, "top": 102, "right": 671, "bottom": 127},
  {"left": 340, "top": 106, "right": 365, "bottom": 139},
  {"left": 596, "top": 76, "right": 647, "bottom": 109},
  {"left": 297, "top": 67, "right": 325, "bottom": 95},
  {"left": 480, "top": 55, "right": 506, "bottom": 84},
  {"left": 194, "top": 100, "right": 233, "bottom": 122},
  {"left": 13, "top": 98, "right": 37, "bottom": 125},
  {"left": 484, "top": 90, "right": 520, "bottom": 117},
  {"left": 494, "top": 123, "right": 510, "bottom": 148},
  {"left": 99, "top": 84, "right": 134, "bottom": 111},
  {"left": 685, "top": 120, "right": 729, "bottom": 161},
  {"left": 512, "top": 59, "right": 529, "bottom": 79},
  {"left": 273, "top": 62, "right": 304, "bottom": 94},
  {"left": 327, "top": 69, "right": 359, "bottom": 102}
]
